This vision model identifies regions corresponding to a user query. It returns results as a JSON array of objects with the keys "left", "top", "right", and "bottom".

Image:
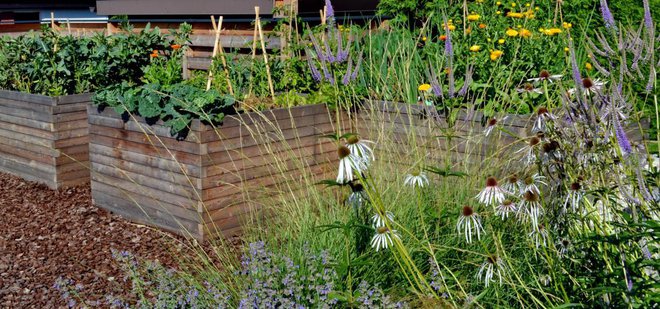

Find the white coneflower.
[
  {"left": 529, "top": 224, "right": 548, "bottom": 248},
  {"left": 557, "top": 238, "right": 571, "bottom": 256},
  {"left": 516, "top": 137, "right": 541, "bottom": 166},
  {"left": 527, "top": 70, "right": 562, "bottom": 83},
  {"left": 518, "top": 190, "right": 543, "bottom": 228},
  {"left": 495, "top": 199, "right": 517, "bottom": 219},
  {"left": 477, "top": 255, "right": 505, "bottom": 287},
  {"left": 502, "top": 174, "right": 521, "bottom": 193},
  {"left": 336, "top": 145, "right": 365, "bottom": 184},
  {"left": 521, "top": 174, "right": 546, "bottom": 195},
  {"left": 484, "top": 118, "right": 498, "bottom": 136},
  {"left": 568, "top": 78, "right": 606, "bottom": 96},
  {"left": 532, "top": 107, "right": 555, "bottom": 133},
  {"left": 346, "top": 134, "right": 375, "bottom": 165},
  {"left": 371, "top": 211, "right": 395, "bottom": 228},
  {"left": 563, "top": 182, "right": 584, "bottom": 212},
  {"left": 457, "top": 205, "right": 484, "bottom": 243},
  {"left": 517, "top": 82, "right": 543, "bottom": 94},
  {"left": 476, "top": 176, "right": 507, "bottom": 206},
  {"left": 404, "top": 170, "right": 429, "bottom": 188},
  {"left": 370, "top": 225, "right": 401, "bottom": 251}
]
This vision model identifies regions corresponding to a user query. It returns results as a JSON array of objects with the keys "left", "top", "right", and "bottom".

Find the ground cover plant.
[{"left": 42, "top": 0, "right": 659, "bottom": 307}]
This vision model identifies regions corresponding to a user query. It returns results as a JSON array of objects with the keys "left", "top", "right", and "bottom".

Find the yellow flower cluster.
[
  {"left": 506, "top": 10, "right": 534, "bottom": 19},
  {"left": 490, "top": 50, "right": 504, "bottom": 61},
  {"left": 418, "top": 84, "right": 431, "bottom": 92},
  {"left": 467, "top": 14, "right": 480, "bottom": 21},
  {"left": 469, "top": 45, "right": 482, "bottom": 52},
  {"left": 540, "top": 28, "right": 562, "bottom": 36}
]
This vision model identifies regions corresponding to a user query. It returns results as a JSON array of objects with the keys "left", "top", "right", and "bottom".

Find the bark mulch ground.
[{"left": 0, "top": 172, "right": 195, "bottom": 308}]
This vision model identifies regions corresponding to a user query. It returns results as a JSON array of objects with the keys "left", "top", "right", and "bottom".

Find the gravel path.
[{"left": 0, "top": 172, "right": 185, "bottom": 308}]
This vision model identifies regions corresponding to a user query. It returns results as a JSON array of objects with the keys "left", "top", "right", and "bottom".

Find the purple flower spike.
[
  {"left": 600, "top": 0, "right": 616, "bottom": 30},
  {"left": 325, "top": 0, "right": 335, "bottom": 26},
  {"left": 307, "top": 54, "right": 322, "bottom": 82},
  {"left": 342, "top": 57, "right": 353, "bottom": 85},
  {"left": 568, "top": 37, "right": 582, "bottom": 91},
  {"left": 351, "top": 53, "right": 362, "bottom": 80},
  {"left": 614, "top": 117, "right": 632, "bottom": 155},
  {"left": 643, "top": 0, "right": 653, "bottom": 31}
]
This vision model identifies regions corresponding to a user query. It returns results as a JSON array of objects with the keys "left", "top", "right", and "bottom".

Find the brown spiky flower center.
[
  {"left": 524, "top": 176, "right": 533, "bottom": 185},
  {"left": 582, "top": 77, "right": 593, "bottom": 89},
  {"left": 486, "top": 176, "right": 498, "bottom": 187},
  {"left": 508, "top": 175, "right": 518, "bottom": 184},
  {"left": 462, "top": 205, "right": 474, "bottom": 217},
  {"left": 488, "top": 118, "right": 498, "bottom": 126},
  {"left": 502, "top": 199, "right": 513, "bottom": 206},
  {"left": 523, "top": 190, "right": 539, "bottom": 202},
  {"left": 529, "top": 137, "right": 541, "bottom": 146},
  {"left": 377, "top": 226, "right": 390, "bottom": 234},
  {"left": 570, "top": 182, "right": 581, "bottom": 191},
  {"left": 539, "top": 70, "right": 550, "bottom": 79},
  {"left": 537, "top": 107, "right": 548, "bottom": 116},
  {"left": 524, "top": 83, "right": 534, "bottom": 91},
  {"left": 347, "top": 135, "right": 360, "bottom": 145},
  {"left": 338, "top": 146, "right": 351, "bottom": 159}
]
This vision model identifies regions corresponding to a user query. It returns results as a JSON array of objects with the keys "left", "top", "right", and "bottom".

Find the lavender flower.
[
  {"left": 568, "top": 37, "right": 582, "bottom": 92},
  {"left": 600, "top": 0, "right": 616, "bottom": 30},
  {"left": 443, "top": 16, "right": 455, "bottom": 98},
  {"left": 342, "top": 57, "right": 353, "bottom": 85},
  {"left": 325, "top": 0, "right": 335, "bottom": 27}
]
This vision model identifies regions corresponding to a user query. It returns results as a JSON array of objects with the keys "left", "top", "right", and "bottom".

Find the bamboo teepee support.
[
  {"left": 254, "top": 6, "right": 276, "bottom": 101},
  {"left": 206, "top": 16, "right": 233, "bottom": 94}
]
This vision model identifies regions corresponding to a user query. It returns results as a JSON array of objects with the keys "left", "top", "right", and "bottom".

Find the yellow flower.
[
  {"left": 466, "top": 27, "right": 473, "bottom": 34},
  {"left": 511, "top": 2, "right": 516, "bottom": 7},
  {"left": 496, "top": 1, "right": 501, "bottom": 5},
  {"left": 468, "top": 14, "right": 480, "bottom": 21},
  {"left": 496, "top": 10, "right": 502, "bottom": 15},
  {"left": 490, "top": 50, "right": 504, "bottom": 61},
  {"left": 445, "top": 23, "right": 457, "bottom": 31},
  {"left": 477, "top": 0, "right": 484, "bottom": 3},
  {"left": 543, "top": 28, "right": 563, "bottom": 35},
  {"left": 507, "top": 12, "right": 524, "bottom": 18},
  {"left": 506, "top": 29, "right": 519, "bottom": 37},
  {"left": 524, "top": 10, "right": 535, "bottom": 18},
  {"left": 562, "top": 22, "right": 572, "bottom": 29},
  {"left": 519, "top": 28, "right": 532, "bottom": 38},
  {"left": 418, "top": 84, "right": 432, "bottom": 92},
  {"left": 422, "top": 36, "right": 427, "bottom": 41},
  {"left": 585, "top": 62, "right": 593, "bottom": 71},
  {"left": 564, "top": 47, "right": 569, "bottom": 52},
  {"left": 525, "top": 3, "right": 530, "bottom": 6},
  {"left": 487, "top": 38, "right": 491, "bottom": 42},
  {"left": 535, "top": 7, "right": 539, "bottom": 11},
  {"left": 469, "top": 45, "right": 482, "bottom": 52},
  {"left": 498, "top": 38, "right": 505, "bottom": 44}
]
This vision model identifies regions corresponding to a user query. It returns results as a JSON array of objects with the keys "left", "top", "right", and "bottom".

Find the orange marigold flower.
[
  {"left": 478, "top": 23, "right": 487, "bottom": 29},
  {"left": 171, "top": 44, "right": 182, "bottom": 50}
]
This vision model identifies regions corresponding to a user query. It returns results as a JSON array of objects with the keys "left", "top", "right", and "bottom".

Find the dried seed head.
[
  {"left": 486, "top": 176, "right": 498, "bottom": 187},
  {"left": 524, "top": 176, "right": 533, "bottom": 185},
  {"left": 338, "top": 146, "right": 351, "bottom": 159},
  {"left": 542, "top": 141, "right": 559, "bottom": 153},
  {"left": 488, "top": 118, "right": 498, "bottom": 126},
  {"left": 524, "top": 83, "right": 534, "bottom": 91},
  {"left": 570, "top": 182, "right": 581, "bottom": 191},
  {"left": 508, "top": 174, "right": 518, "bottom": 184},
  {"left": 530, "top": 137, "right": 541, "bottom": 146},
  {"left": 539, "top": 70, "right": 550, "bottom": 79},
  {"left": 536, "top": 132, "right": 545, "bottom": 139},
  {"left": 487, "top": 255, "right": 498, "bottom": 264},
  {"left": 523, "top": 190, "right": 539, "bottom": 202},
  {"left": 377, "top": 226, "right": 390, "bottom": 234},
  {"left": 347, "top": 135, "right": 360, "bottom": 145},
  {"left": 561, "top": 239, "right": 570, "bottom": 246},
  {"left": 582, "top": 77, "right": 593, "bottom": 89},
  {"left": 462, "top": 205, "right": 474, "bottom": 217},
  {"left": 503, "top": 199, "right": 513, "bottom": 206}
]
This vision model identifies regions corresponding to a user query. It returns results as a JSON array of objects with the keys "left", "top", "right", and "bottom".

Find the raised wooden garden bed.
[
  {"left": 0, "top": 91, "right": 90, "bottom": 189},
  {"left": 88, "top": 104, "right": 346, "bottom": 239}
]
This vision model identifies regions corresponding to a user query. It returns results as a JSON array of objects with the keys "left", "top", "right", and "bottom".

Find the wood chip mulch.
[{"left": 0, "top": 172, "right": 191, "bottom": 308}]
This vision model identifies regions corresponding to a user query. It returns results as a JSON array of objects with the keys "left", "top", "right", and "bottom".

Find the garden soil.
[{"left": 0, "top": 172, "right": 201, "bottom": 308}]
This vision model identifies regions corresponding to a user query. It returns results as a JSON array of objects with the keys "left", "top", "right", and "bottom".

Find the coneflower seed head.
[
  {"left": 487, "top": 255, "right": 497, "bottom": 264},
  {"left": 503, "top": 199, "right": 513, "bottom": 206},
  {"left": 462, "top": 205, "right": 474, "bottom": 217},
  {"left": 508, "top": 174, "right": 518, "bottom": 184},
  {"left": 539, "top": 70, "right": 550, "bottom": 79},
  {"left": 523, "top": 190, "right": 540, "bottom": 202},
  {"left": 488, "top": 118, "right": 498, "bottom": 126},
  {"left": 486, "top": 176, "right": 498, "bottom": 187},
  {"left": 524, "top": 176, "right": 533, "bottom": 185},
  {"left": 530, "top": 137, "right": 541, "bottom": 146},
  {"left": 347, "top": 135, "right": 359, "bottom": 145},
  {"left": 570, "top": 182, "right": 581, "bottom": 191},
  {"left": 582, "top": 77, "right": 594, "bottom": 89},
  {"left": 377, "top": 226, "right": 390, "bottom": 234},
  {"left": 537, "top": 107, "right": 548, "bottom": 115},
  {"left": 524, "top": 83, "right": 534, "bottom": 91},
  {"left": 338, "top": 146, "right": 351, "bottom": 159}
]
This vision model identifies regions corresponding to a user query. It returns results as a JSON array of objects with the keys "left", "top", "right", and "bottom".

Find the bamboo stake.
[
  {"left": 212, "top": 17, "right": 234, "bottom": 95},
  {"left": 50, "top": 12, "right": 55, "bottom": 29},
  {"left": 206, "top": 15, "right": 222, "bottom": 91},
  {"left": 66, "top": 18, "right": 71, "bottom": 35},
  {"left": 248, "top": 9, "right": 259, "bottom": 96},
  {"left": 255, "top": 6, "right": 276, "bottom": 100}
]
